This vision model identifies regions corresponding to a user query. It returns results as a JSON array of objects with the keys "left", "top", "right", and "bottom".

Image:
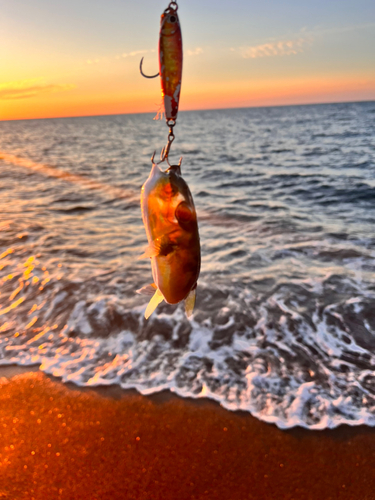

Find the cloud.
[
  {"left": 87, "top": 50, "right": 155, "bottom": 63},
  {"left": 239, "top": 37, "right": 312, "bottom": 59},
  {"left": 187, "top": 47, "right": 203, "bottom": 56},
  {"left": 235, "top": 22, "right": 375, "bottom": 60},
  {"left": 0, "top": 80, "right": 76, "bottom": 100},
  {"left": 119, "top": 49, "right": 155, "bottom": 59}
]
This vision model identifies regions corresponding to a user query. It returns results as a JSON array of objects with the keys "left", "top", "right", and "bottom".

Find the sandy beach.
[{"left": 0, "top": 369, "right": 374, "bottom": 500}]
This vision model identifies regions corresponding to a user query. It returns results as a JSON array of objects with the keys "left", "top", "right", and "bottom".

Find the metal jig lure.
[{"left": 140, "top": 0, "right": 182, "bottom": 166}]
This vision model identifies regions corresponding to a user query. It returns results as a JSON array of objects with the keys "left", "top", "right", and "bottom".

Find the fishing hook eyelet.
[{"left": 168, "top": 1, "right": 178, "bottom": 11}]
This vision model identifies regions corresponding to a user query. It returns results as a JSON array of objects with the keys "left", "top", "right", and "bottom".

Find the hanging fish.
[
  {"left": 140, "top": 1, "right": 183, "bottom": 125},
  {"left": 138, "top": 159, "right": 200, "bottom": 319}
]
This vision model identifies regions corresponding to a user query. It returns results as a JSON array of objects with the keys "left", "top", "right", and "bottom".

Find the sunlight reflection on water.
[{"left": 0, "top": 103, "right": 375, "bottom": 428}]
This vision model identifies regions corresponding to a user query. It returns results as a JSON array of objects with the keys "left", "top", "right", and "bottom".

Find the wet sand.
[{"left": 0, "top": 369, "right": 374, "bottom": 500}]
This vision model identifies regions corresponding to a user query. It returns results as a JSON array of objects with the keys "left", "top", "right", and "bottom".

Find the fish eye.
[
  {"left": 169, "top": 15, "right": 176, "bottom": 23},
  {"left": 175, "top": 202, "right": 195, "bottom": 227}
]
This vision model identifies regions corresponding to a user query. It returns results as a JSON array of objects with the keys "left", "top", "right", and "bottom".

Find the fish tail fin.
[
  {"left": 185, "top": 287, "right": 196, "bottom": 318},
  {"left": 145, "top": 288, "right": 164, "bottom": 319}
]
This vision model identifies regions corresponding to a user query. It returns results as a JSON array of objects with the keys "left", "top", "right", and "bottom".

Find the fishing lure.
[
  {"left": 140, "top": 0, "right": 183, "bottom": 129},
  {"left": 138, "top": 0, "right": 200, "bottom": 319}
]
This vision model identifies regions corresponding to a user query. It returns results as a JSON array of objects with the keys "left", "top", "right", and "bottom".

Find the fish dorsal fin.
[
  {"left": 185, "top": 287, "right": 196, "bottom": 318},
  {"left": 145, "top": 288, "right": 164, "bottom": 319},
  {"left": 136, "top": 283, "right": 157, "bottom": 296}
]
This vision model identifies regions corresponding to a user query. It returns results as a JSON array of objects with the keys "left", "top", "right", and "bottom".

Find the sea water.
[{"left": 1, "top": 101, "right": 375, "bottom": 429}]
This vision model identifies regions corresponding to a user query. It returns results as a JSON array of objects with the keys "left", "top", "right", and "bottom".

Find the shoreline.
[
  {"left": 1, "top": 364, "right": 374, "bottom": 431},
  {"left": 1, "top": 369, "right": 375, "bottom": 499}
]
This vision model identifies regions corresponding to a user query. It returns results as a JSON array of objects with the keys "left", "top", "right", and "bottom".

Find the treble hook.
[
  {"left": 151, "top": 151, "right": 183, "bottom": 169},
  {"left": 140, "top": 57, "right": 159, "bottom": 79},
  {"left": 150, "top": 124, "right": 181, "bottom": 167}
]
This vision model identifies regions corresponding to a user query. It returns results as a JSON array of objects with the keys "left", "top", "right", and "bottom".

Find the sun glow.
[{"left": 1, "top": 3, "right": 374, "bottom": 121}]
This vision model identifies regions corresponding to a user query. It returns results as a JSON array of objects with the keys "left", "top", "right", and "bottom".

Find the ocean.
[{"left": 1, "top": 101, "right": 374, "bottom": 429}]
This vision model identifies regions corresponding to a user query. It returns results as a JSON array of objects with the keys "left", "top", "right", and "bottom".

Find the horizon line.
[{"left": 1, "top": 98, "right": 374, "bottom": 123}]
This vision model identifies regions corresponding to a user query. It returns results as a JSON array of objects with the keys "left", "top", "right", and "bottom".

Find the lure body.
[
  {"left": 139, "top": 162, "right": 200, "bottom": 318},
  {"left": 159, "top": 9, "right": 183, "bottom": 123}
]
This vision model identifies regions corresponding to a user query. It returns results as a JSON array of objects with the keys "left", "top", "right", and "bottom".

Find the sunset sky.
[{"left": 1, "top": 0, "right": 375, "bottom": 120}]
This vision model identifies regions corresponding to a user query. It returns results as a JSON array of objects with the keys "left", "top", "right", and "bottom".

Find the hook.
[
  {"left": 150, "top": 128, "right": 176, "bottom": 168},
  {"left": 151, "top": 151, "right": 157, "bottom": 164},
  {"left": 160, "top": 125, "right": 176, "bottom": 166},
  {"left": 140, "top": 57, "right": 159, "bottom": 79},
  {"left": 150, "top": 149, "right": 171, "bottom": 167}
]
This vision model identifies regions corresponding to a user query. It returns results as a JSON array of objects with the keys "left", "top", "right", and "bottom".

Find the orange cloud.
[{"left": 0, "top": 80, "right": 76, "bottom": 100}]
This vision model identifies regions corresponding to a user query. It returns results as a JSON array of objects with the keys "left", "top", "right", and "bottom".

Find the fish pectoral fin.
[
  {"left": 145, "top": 288, "right": 164, "bottom": 319},
  {"left": 138, "top": 243, "right": 160, "bottom": 260},
  {"left": 185, "top": 287, "right": 197, "bottom": 318},
  {"left": 138, "top": 235, "right": 174, "bottom": 260},
  {"left": 136, "top": 283, "right": 157, "bottom": 296}
]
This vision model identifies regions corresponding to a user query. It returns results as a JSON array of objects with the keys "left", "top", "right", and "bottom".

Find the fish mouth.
[{"left": 150, "top": 161, "right": 181, "bottom": 178}]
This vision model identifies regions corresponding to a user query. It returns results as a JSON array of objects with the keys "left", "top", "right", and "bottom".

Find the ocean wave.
[{"left": 1, "top": 102, "right": 375, "bottom": 429}]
